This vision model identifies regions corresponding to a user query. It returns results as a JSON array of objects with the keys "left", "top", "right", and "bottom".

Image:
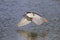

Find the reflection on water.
[{"left": 17, "top": 30, "right": 48, "bottom": 40}]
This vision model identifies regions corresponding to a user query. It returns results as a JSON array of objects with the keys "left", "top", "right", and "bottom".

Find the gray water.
[{"left": 0, "top": 0, "right": 60, "bottom": 40}]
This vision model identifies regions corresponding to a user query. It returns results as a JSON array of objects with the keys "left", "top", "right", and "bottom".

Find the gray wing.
[
  {"left": 17, "top": 17, "right": 31, "bottom": 27},
  {"left": 32, "top": 14, "right": 44, "bottom": 25}
]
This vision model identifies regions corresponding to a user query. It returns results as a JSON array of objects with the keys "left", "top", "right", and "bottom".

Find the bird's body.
[{"left": 17, "top": 12, "right": 48, "bottom": 27}]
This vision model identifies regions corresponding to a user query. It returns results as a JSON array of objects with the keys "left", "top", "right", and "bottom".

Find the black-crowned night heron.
[{"left": 17, "top": 12, "right": 48, "bottom": 27}]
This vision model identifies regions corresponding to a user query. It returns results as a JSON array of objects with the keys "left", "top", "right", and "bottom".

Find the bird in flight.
[{"left": 17, "top": 12, "right": 48, "bottom": 27}]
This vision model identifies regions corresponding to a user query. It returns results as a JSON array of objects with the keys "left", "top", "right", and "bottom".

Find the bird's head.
[{"left": 26, "top": 12, "right": 34, "bottom": 18}]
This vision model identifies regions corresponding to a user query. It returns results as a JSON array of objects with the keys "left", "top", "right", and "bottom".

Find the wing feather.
[
  {"left": 32, "top": 14, "right": 43, "bottom": 25},
  {"left": 17, "top": 17, "right": 31, "bottom": 27}
]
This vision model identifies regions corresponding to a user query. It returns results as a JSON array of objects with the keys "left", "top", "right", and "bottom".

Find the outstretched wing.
[
  {"left": 32, "top": 14, "right": 44, "bottom": 25},
  {"left": 17, "top": 17, "right": 31, "bottom": 27}
]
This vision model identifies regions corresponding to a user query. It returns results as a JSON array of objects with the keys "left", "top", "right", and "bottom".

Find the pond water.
[{"left": 0, "top": 0, "right": 60, "bottom": 40}]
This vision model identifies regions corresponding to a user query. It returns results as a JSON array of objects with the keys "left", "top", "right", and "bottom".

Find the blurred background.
[{"left": 0, "top": 0, "right": 60, "bottom": 40}]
